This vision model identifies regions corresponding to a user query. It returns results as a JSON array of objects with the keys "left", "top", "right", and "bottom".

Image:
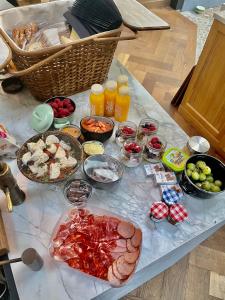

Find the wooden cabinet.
[{"left": 179, "top": 19, "right": 225, "bottom": 159}]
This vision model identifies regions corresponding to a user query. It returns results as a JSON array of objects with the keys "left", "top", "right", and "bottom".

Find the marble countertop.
[
  {"left": 0, "top": 60, "right": 225, "bottom": 300},
  {"left": 214, "top": 10, "right": 225, "bottom": 25}
]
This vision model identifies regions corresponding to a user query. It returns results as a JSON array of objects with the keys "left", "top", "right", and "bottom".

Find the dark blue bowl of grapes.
[{"left": 179, "top": 154, "right": 225, "bottom": 199}]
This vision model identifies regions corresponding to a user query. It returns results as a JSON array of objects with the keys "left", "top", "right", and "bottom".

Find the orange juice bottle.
[
  {"left": 117, "top": 75, "right": 128, "bottom": 90},
  {"left": 104, "top": 80, "right": 117, "bottom": 117},
  {"left": 115, "top": 86, "right": 130, "bottom": 122},
  {"left": 90, "top": 84, "right": 104, "bottom": 116}
]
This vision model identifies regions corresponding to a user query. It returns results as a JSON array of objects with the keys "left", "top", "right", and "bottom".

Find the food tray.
[{"left": 49, "top": 206, "right": 142, "bottom": 287}]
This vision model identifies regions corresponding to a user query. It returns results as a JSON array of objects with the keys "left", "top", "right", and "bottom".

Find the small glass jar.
[
  {"left": 64, "top": 179, "right": 92, "bottom": 207},
  {"left": 121, "top": 138, "right": 143, "bottom": 167},
  {"left": 143, "top": 135, "right": 167, "bottom": 163},
  {"left": 137, "top": 117, "right": 159, "bottom": 144},
  {"left": 115, "top": 121, "right": 137, "bottom": 147}
]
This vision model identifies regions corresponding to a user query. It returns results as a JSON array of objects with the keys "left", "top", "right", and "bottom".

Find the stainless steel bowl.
[{"left": 83, "top": 154, "right": 124, "bottom": 189}]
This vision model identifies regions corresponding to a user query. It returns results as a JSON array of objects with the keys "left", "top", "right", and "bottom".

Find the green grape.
[
  {"left": 214, "top": 180, "right": 222, "bottom": 187},
  {"left": 211, "top": 185, "right": 221, "bottom": 193},
  {"left": 206, "top": 176, "right": 214, "bottom": 183},
  {"left": 203, "top": 166, "right": 211, "bottom": 175},
  {"left": 199, "top": 173, "right": 206, "bottom": 181},
  {"left": 202, "top": 181, "right": 211, "bottom": 191},
  {"left": 186, "top": 169, "right": 192, "bottom": 177},
  {"left": 192, "top": 171, "right": 199, "bottom": 181},
  {"left": 187, "top": 163, "right": 195, "bottom": 171},
  {"left": 196, "top": 161, "right": 206, "bottom": 170}
]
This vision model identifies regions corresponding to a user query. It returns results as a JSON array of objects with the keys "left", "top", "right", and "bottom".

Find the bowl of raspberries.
[{"left": 46, "top": 96, "right": 76, "bottom": 129}]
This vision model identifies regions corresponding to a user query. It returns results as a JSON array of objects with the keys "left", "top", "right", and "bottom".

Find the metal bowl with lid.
[{"left": 187, "top": 136, "right": 210, "bottom": 154}]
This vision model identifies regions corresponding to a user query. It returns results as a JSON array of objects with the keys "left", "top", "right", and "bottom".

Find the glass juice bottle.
[
  {"left": 115, "top": 86, "right": 130, "bottom": 122},
  {"left": 104, "top": 80, "right": 117, "bottom": 117},
  {"left": 117, "top": 75, "right": 128, "bottom": 90},
  {"left": 90, "top": 84, "right": 104, "bottom": 116}
]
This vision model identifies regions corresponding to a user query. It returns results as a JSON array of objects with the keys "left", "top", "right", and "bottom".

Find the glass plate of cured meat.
[{"left": 49, "top": 206, "right": 142, "bottom": 287}]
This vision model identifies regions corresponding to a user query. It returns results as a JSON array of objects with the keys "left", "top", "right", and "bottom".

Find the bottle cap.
[
  {"left": 168, "top": 204, "right": 188, "bottom": 224},
  {"left": 117, "top": 75, "right": 128, "bottom": 84},
  {"left": 119, "top": 86, "right": 130, "bottom": 96},
  {"left": 162, "top": 189, "right": 180, "bottom": 205},
  {"left": 105, "top": 80, "right": 117, "bottom": 91},
  {"left": 150, "top": 201, "right": 169, "bottom": 220},
  {"left": 91, "top": 84, "right": 104, "bottom": 95}
]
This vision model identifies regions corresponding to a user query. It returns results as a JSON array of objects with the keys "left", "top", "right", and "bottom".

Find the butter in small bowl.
[{"left": 83, "top": 141, "right": 104, "bottom": 157}]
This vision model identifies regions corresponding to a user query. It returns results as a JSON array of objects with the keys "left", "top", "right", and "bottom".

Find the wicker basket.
[{"left": 0, "top": 3, "right": 137, "bottom": 101}]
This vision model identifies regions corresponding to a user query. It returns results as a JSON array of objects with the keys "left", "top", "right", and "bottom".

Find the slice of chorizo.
[
  {"left": 116, "top": 256, "right": 135, "bottom": 276},
  {"left": 124, "top": 250, "right": 140, "bottom": 264},
  {"left": 116, "top": 239, "right": 127, "bottom": 248},
  {"left": 131, "top": 228, "right": 142, "bottom": 248},
  {"left": 112, "top": 261, "right": 127, "bottom": 280},
  {"left": 117, "top": 221, "right": 135, "bottom": 239},
  {"left": 108, "top": 266, "right": 121, "bottom": 287},
  {"left": 111, "top": 252, "right": 124, "bottom": 260},
  {"left": 127, "top": 239, "right": 138, "bottom": 253}
]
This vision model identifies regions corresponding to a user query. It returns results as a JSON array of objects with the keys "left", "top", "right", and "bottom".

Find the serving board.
[{"left": 114, "top": 0, "right": 170, "bottom": 30}]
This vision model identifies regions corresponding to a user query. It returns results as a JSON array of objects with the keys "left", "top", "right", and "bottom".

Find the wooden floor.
[{"left": 115, "top": 7, "right": 225, "bottom": 300}]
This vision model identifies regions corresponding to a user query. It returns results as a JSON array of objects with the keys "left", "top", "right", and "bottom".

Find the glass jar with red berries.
[
  {"left": 137, "top": 118, "right": 159, "bottom": 144},
  {"left": 143, "top": 135, "right": 167, "bottom": 163},
  {"left": 115, "top": 121, "right": 137, "bottom": 147},
  {"left": 122, "top": 138, "right": 143, "bottom": 167}
]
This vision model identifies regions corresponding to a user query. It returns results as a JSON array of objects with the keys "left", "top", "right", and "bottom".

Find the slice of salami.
[
  {"left": 111, "top": 246, "right": 127, "bottom": 253},
  {"left": 112, "top": 261, "right": 127, "bottom": 280},
  {"left": 108, "top": 266, "right": 121, "bottom": 287},
  {"left": 131, "top": 228, "right": 142, "bottom": 248},
  {"left": 117, "top": 221, "right": 135, "bottom": 239},
  {"left": 111, "top": 252, "right": 124, "bottom": 260},
  {"left": 124, "top": 250, "right": 140, "bottom": 264},
  {"left": 116, "top": 256, "right": 135, "bottom": 276},
  {"left": 127, "top": 239, "right": 138, "bottom": 253},
  {"left": 116, "top": 239, "right": 127, "bottom": 248}
]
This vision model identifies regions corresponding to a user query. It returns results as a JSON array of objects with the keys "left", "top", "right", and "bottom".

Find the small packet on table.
[
  {"left": 155, "top": 171, "right": 177, "bottom": 185},
  {"left": 144, "top": 163, "right": 165, "bottom": 176}
]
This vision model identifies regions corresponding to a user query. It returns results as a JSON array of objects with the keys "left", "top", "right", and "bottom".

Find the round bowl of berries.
[
  {"left": 143, "top": 135, "right": 167, "bottom": 163},
  {"left": 122, "top": 139, "right": 143, "bottom": 167},
  {"left": 46, "top": 96, "right": 76, "bottom": 129},
  {"left": 137, "top": 118, "right": 159, "bottom": 144},
  {"left": 115, "top": 121, "right": 137, "bottom": 147}
]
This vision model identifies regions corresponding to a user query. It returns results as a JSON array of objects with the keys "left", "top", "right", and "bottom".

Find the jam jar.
[
  {"left": 137, "top": 118, "right": 159, "bottom": 144},
  {"left": 115, "top": 121, "right": 137, "bottom": 147},
  {"left": 143, "top": 135, "right": 167, "bottom": 163},
  {"left": 121, "top": 138, "right": 143, "bottom": 167}
]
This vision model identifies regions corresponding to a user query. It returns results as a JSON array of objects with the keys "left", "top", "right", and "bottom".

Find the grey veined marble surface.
[{"left": 0, "top": 59, "right": 225, "bottom": 300}]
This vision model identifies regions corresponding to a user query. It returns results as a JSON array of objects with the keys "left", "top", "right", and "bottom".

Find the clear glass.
[
  {"left": 137, "top": 117, "right": 159, "bottom": 144},
  {"left": 64, "top": 179, "right": 92, "bottom": 207},
  {"left": 115, "top": 121, "right": 137, "bottom": 147},
  {"left": 121, "top": 138, "right": 143, "bottom": 168},
  {"left": 143, "top": 135, "right": 167, "bottom": 163}
]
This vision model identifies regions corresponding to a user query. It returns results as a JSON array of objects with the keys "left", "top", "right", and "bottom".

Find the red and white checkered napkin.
[
  {"left": 169, "top": 204, "right": 188, "bottom": 222},
  {"left": 150, "top": 202, "right": 169, "bottom": 219}
]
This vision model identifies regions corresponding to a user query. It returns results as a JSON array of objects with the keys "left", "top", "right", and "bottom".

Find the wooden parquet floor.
[{"left": 115, "top": 6, "right": 225, "bottom": 300}]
